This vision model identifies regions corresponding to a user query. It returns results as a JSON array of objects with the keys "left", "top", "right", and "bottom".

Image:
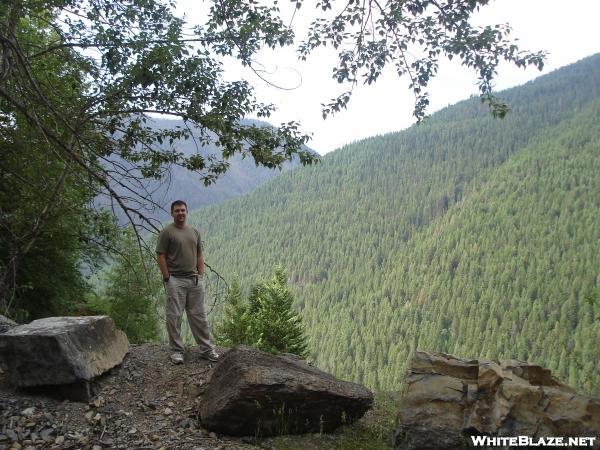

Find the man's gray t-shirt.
[{"left": 156, "top": 224, "right": 203, "bottom": 277}]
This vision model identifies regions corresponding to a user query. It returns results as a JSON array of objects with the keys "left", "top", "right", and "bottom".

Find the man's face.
[{"left": 171, "top": 204, "right": 187, "bottom": 225}]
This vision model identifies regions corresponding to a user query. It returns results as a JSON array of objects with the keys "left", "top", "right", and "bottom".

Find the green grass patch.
[{"left": 266, "top": 391, "right": 400, "bottom": 450}]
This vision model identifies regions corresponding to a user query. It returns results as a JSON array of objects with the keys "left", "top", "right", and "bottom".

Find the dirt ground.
[
  {"left": 0, "top": 343, "right": 388, "bottom": 450},
  {"left": 0, "top": 344, "right": 269, "bottom": 450}
]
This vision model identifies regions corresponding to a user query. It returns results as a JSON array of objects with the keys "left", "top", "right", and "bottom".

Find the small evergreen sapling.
[
  {"left": 214, "top": 281, "right": 253, "bottom": 348},
  {"left": 215, "top": 267, "right": 309, "bottom": 358}
]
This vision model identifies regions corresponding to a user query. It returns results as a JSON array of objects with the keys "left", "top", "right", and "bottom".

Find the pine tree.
[
  {"left": 213, "top": 281, "right": 252, "bottom": 348},
  {"left": 99, "top": 229, "right": 161, "bottom": 343},
  {"left": 215, "top": 267, "right": 309, "bottom": 358}
]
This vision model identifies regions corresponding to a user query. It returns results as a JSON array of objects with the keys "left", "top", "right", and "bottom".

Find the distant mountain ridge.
[
  {"left": 104, "top": 118, "right": 317, "bottom": 224},
  {"left": 190, "top": 54, "right": 600, "bottom": 395}
]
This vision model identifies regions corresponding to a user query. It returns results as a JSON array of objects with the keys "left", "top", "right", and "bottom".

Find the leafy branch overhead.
[
  {"left": 295, "top": 0, "right": 546, "bottom": 119},
  {"left": 1, "top": 0, "right": 544, "bottom": 216}
]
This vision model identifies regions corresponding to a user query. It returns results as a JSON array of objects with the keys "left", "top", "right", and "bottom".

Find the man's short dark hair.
[{"left": 171, "top": 200, "right": 188, "bottom": 212}]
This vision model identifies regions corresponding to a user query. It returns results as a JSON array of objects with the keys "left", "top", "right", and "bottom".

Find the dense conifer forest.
[{"left": 190, "top": 55, "right": 600, "bottom": 395}]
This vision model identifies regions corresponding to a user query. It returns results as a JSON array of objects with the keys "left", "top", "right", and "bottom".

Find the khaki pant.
[{"left": 165, "top": 275, "right": 214, "bottom": 353}]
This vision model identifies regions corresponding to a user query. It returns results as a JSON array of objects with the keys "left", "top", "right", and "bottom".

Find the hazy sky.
[{"left": 178, "top": 0, "right": 600, "bottom": 155}]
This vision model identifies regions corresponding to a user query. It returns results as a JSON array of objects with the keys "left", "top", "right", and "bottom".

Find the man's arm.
[
  {"left": 197, "top": 252, "right": 205, "bottom": 277},
  {"left": 196, "top": 229, "right": 205, "bottom": 276},
  {"left": 157, "top": 253, "right": 170, "bottom": 281}
]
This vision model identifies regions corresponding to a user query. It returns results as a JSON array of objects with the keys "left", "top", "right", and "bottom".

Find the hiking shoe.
[
  {"left": 200, "top": 349, "right": 219, "bottom": 362},
  {"left": 170, "top": 352, "right": 184, "bottom": 364}
]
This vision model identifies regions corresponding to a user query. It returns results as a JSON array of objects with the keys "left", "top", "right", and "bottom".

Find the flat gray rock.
[
  {"left": 0, "top": 315, "right": 18, "bottom": 334},
  {"left": 199, "top": 345, "right": 373, "bottom": 437},
  {"left": 0, "top": 316, "right": 129, "bottom": 387}
]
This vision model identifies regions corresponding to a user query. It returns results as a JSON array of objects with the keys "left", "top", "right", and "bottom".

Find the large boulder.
[
  {"left": 0, "top": 316, "right": 129, "bottom": 387},
  {"left": 0, "top": 315, "right": 18, "bottom": 334},
  {"left": 395, "top": 351, "right": 600, "bottom": 450},
  {"left": 199, "top": 345, "right": 373, "bottom": 437}
]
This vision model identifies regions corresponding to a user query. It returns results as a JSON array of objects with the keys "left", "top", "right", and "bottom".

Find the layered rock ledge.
[{"left": 396, "top": 351, "right": 600, "bottom": 450}]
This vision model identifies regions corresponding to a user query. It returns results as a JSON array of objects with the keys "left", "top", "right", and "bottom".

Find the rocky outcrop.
[
  {"left": 200, "top": 345, "right": 373, "bottom": 437},
  {"left": 0, "top": 315, "right": 18, "bottom": 334},
  {"left": 395, "top": 351, "right": 600, "bottom": 450},
  {"left": 0, "top": 316, "right": 129, "bottom": 388}
]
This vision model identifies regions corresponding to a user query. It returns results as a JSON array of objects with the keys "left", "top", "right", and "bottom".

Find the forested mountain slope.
[{"left": 190, "top": 55, "right": 600, "bottom": 395}]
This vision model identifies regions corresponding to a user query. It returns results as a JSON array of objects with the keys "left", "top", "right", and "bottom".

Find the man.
[{"left": 156, "top": 200, "right": 219, "bottom": 364}]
